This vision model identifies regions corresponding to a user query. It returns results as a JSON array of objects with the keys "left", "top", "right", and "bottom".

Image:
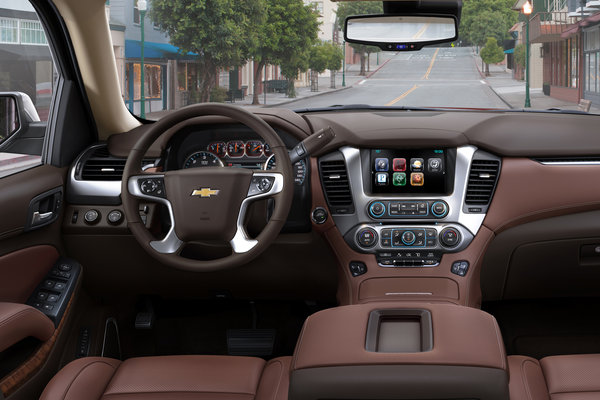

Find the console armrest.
[{"left": 0, "top": 302, "right": 55, "bottom": 353}]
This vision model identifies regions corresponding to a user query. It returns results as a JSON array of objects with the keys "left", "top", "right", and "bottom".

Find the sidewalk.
[
  {"left": 233, "top": 52, "right": 395, "bottom": 107},
  {"left": 475, "top": 53, "right": 600, "bottom": 113}
]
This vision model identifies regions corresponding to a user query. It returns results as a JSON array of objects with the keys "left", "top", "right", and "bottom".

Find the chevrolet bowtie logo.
[{"left": 191, "top": 188, "right": 220, "bottom": 198}]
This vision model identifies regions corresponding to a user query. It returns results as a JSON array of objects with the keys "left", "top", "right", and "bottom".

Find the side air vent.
[
  {"left": 319, "top": 158, "right": 354, "bottom": 214},
  {"left": 79, "top": 147, "right": 127, "bottom": 181},
  {"left": 465, "top": 159, "right": 500, "bottom": 207}
]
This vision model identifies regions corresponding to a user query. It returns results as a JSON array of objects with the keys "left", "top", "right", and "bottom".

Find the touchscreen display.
[{"left": 370, "top": 149, "right": 448, "bottom": 194}]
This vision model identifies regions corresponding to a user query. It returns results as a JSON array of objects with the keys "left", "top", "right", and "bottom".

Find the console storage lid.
[{"left": 290, "top": 302, "right": 508, "bottom": 400}]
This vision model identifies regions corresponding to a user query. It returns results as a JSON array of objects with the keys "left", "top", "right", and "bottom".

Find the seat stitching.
[
  {"left": 102, "top": 390, "right": 257, "bottom": 395},
  {"left": 264, "top": 360, "right": 284, "bottom": 400},
  {"left": 61, "top": 361, "right": 119, "bottom": 400},
  {"left": 521, "top": 359, "right": 534, "bottom": 400}
]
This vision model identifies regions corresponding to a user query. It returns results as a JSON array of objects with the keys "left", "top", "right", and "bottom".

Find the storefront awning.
[
  {"left": 504, "top": 48, "right": 515, "bottom": 54},
  {"left": 125, "top": 40, "right": 197, "bottom": 60}
]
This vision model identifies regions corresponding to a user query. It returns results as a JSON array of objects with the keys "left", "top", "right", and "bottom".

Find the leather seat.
[
  {"left": 41, "top": 355, "right": 291, "bottom": 400},
  {"left": 508, "top": 354, "right": 600, "bottom": 400}
]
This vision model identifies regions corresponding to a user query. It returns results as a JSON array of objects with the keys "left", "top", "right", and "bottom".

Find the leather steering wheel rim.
[{"left": 121, "top": 103, "right": 294, "bottom": 272}]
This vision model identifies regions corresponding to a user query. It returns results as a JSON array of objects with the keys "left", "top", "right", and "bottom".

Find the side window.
[{"left": 0, "top": 0, "right": 57, "bottom": 178}]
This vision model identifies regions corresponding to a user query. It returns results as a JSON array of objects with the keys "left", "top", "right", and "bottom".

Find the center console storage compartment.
[{"left": 290, "top": 303, "right": 508, "bottom": 400}]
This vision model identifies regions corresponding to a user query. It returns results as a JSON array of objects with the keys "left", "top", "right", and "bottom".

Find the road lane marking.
[
  {"left": 385, "top": 84, "right": 419, "bottom": 106},
  {"left": 412, "top": 23, "right": 430, "bottom": 40},
  {"left": 480, "top": 80, "right": 486, "bottom": 84},
  {"left": 422, "top": 48, "right": 440, "bottom": 80},
  {"left": 358, "top": 80, "right": 366, "bottom": 85}
]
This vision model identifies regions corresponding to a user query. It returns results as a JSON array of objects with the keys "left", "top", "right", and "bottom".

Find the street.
[{"left": 280, "top": 47, "right": 508, "bottom": 110}]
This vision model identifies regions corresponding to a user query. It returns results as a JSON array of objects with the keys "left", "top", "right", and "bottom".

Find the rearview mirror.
[
  {"left": 0, "top": 95, "right": 20, "bottom": 143},
  {"left": 344, "top": 15, "right": 458, "bottom": 51}
]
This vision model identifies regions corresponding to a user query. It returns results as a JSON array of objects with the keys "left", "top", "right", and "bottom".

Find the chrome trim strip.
[{"left": 538, "top": 161, "right": 600, "bottom": 165}]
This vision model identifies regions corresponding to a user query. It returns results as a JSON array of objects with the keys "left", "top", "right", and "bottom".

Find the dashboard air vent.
[
  {"left": 80, "top": 147, "right": 127, "bottom": 181},
  {"left": 319, "top": 158, "right": 354, "bottom": 214},
  {"left": 465, "top": 159, "right": 500, "bottom": 206}
]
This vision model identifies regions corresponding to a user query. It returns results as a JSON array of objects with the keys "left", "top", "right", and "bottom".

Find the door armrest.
[{"left": 0, "top": 302, "right": 54, "bottom": 352}]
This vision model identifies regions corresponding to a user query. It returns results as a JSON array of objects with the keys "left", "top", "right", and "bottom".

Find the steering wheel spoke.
[{"left": 229, "top": 172, "right": 284, "bottom": 254}]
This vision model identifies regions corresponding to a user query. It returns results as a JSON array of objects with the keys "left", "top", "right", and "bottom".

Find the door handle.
[{"left": 31, "top": 211, "right": 54, "bottom": 226}]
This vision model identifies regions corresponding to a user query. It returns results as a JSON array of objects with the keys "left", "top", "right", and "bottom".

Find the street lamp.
[
  {"left": 138, "top": 0, "right": 147, "bottom": 118},
  {"left": 342, "top": 41, "right": 346, "bottom": 87},
  {"left": 523, "top": 0, "right": 532, "bottom": 108}
]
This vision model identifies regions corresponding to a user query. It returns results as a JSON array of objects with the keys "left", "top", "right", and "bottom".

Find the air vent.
[
  {"left": 79, "top": 146, "right": 126, "bottom": 181},
  {"left": 319, "top": 159, "right": 354, "bottom": 214},
  {"left": 465, "top": 159, "right": 500, "bottom": 206}
]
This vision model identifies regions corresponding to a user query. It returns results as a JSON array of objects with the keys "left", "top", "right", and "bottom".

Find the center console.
[
  {"left": 318, "top": 146, "right": 500, "bottom": 271},
  {"left": 289, "top": 303, "right": 509, "bottom": 400}
]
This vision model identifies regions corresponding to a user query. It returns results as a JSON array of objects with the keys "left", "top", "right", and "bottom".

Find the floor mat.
[
  {"left": 118, "top": 298, "right": 330, "bottom": 360},
  {"left": 483, "top": 298, "right": 600, "bottom": 359}
]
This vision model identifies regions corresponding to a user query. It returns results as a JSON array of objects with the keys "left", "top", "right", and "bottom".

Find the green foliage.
[
  {"left": 481, "top": 37, "right": 505, "bottom": 65},
  {"left": 209, "top": 86, "right": 228, "bottom": 103},
  {"left": 309, "top": 41, "right": 342, "bottom": 74},
  {"left": 460, "top": 0, "right": 518, "bottom": 47},
  {"left": 151, "top": 0, "right": 267, "bottom": 102},
  {"left": 335, "top": 1, "right": 382, "bottom": 75},
  {"left": 514, "top": 43, "right": 526, "bottom": 68}
]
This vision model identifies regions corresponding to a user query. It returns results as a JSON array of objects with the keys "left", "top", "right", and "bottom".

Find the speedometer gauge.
[
  {"left": 263, "top": 155, "right": 306, "bottom": 185},
  {"left": 183, "top": 151, "right": 224, "bottom": 168}
]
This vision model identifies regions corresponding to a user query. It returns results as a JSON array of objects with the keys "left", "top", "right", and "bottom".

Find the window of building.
[
  {"left": 131, "top": 63, "right": 162, "bottom": 100},
  {"left": 311, "top": 1, "right": 324, "bottom": 15},
  {"left": 20, "top": 20, "right": 47, "bottom": 45},
  {"left": 0, "top": 18, "right": 19, "bottom": 44},
  {"left": 584, "top": 27, "right": 600, "bottom": 94},
  {"left": 133, "top": 4, "right": 140, "bottom": 24}
]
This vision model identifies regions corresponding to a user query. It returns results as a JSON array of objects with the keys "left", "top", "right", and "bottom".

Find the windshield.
[{"left": 99, "top": 0, "right": 599, "bottom": 117}]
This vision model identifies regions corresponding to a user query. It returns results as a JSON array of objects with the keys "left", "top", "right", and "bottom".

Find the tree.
[
  {"left": 480, "top": 37, "right": 505, "bottom": 76},
  {"left": 460, "top": 0, "right": 518, "bottom": 48},
  {"left": 514, "top": 43, "right": 526, "bottom": 69},
  {"left": 335, "top": 1, "right": 382, "bottom": 75},
  {"left": 151, "top": 0, "right": 266, "bottom": 103},
  {"left": 250, "top": 0, "right": 319, "bottom": 103},
  {"left": 309, "top": 41, "right": 330, "bottom": 75}
]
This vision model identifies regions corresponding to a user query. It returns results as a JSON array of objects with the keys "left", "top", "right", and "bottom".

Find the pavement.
[{"left": 474, "top": 52, "right": 600, "bottom": 113}]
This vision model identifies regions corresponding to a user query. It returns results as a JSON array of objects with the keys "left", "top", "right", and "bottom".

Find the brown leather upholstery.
[
  {"left": 540, "top": 354, "right": 600, "bottom": 400},
  {"left": 508, "top": 356, "right": 550, "bottom": 400},
  {"left": 41, "top": 355, "right": 292, "bottom": 400},
  {"left": 0, "top": 302, "right": 55, "bottom": 352},
  {"left": 508, "top": 354, "right": 600, "bottom": 400}
]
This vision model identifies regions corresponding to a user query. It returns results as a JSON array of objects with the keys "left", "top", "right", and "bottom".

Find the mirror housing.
[
  {"left": 0, "top": 92, "right": 40, "bottom": 146},
  {"left": 344, "top": 14, "right": 458, "bottom": 51}
]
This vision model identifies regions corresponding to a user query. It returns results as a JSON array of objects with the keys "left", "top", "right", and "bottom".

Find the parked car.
[{"left": 1, "top": 1, "right": 600, "bottom": 400}]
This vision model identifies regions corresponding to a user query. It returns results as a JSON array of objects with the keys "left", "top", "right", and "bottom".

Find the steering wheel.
[{"left": 121, "top": 103, "right": 294, "bottom": 272}]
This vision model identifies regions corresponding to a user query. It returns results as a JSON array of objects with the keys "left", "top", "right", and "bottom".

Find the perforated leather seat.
[
  {"left": 41, "top": 355, "right": 291, "bottom": 400},
  {"left": 508, "top": 354, "right": 600, "bottom": 400}
]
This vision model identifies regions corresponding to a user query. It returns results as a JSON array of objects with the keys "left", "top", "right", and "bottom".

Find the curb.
[
  {"left": 473, "top": 53, "right": 515, "bottom": 110},
  {"left": 264, "top": 85, "right": 354, "bottom": 108},
  {"left": 265, "top": 56, "right": 394, "bottom": 108}
]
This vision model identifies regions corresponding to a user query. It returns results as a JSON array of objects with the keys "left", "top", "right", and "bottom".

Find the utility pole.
[
  {"left": 139, "top": 0, "right": 147, "bottom": 118},
  {"left": 523, "top": 1, "right": 532, "bottom": 108},
  {"left": 342, "top": 41, "right": 346, "bottom": 87}
]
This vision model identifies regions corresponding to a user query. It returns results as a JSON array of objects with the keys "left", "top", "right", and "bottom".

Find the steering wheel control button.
[
  {"left": 248, "top": 176, "right": 276, "bottom": 197},
  {"left": 107, "top": 210, "right": 123, "bottom": 225},
  {"left": 83, "top": 209, "right": 100, "bottom": 225},
  {"left": 431, "top": 201, "right": 449, "bottom": 218},
  {"left": 311, "top": 207, "right": 328, "bottom": 224},
  {"left": 140, "top": 178, "right": 166, "bottom": 198},
  {"left": 357, "top": 228, "right": 378, "bottom": 248},
  {"left": 369, "top": 201, "right": 386, "bottom": 218},
  {"left": 451, "top": 260, "right": 470, "bottom": 276},
  {"left": 401, "top": 230, "right": 416, "bottom": 246},
  {"left": 440, "top": 227, "right": 461, "bottom": 248},
  {"left": 349, "top": 261, "right": 367, "bottom": 277}
]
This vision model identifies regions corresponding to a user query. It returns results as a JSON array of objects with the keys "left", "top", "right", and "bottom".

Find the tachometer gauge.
[
  {"left": 207, "top": 142, "right": 226, "bottom": 158},
  {"left": 245, "top": 140, "right": 263, "bottom": 157},
  {"left": 263, "top": 143, "right": 272, "bottom": 156},
  {"left": 183, "top": 151, "right": 224, "bottom": 168},
  {"left": 227, "top": 141, "right": 245, "bottom": 157},
  {"left": 263, "top": 155, "right": 306, "bottom": 185}
]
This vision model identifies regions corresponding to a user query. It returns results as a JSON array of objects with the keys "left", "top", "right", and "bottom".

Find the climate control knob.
[
  {"left": 369, "top": 202, "right": 386, "bottom": 218},
  {"left": 356, "top": 228, "right": 378, "bottom": 248},
  {"left": 440, "top": 227, "right": 461, "bottom": 248},
  {"left": 401, "top": 230, "right": 416, "bottom": 246}
]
